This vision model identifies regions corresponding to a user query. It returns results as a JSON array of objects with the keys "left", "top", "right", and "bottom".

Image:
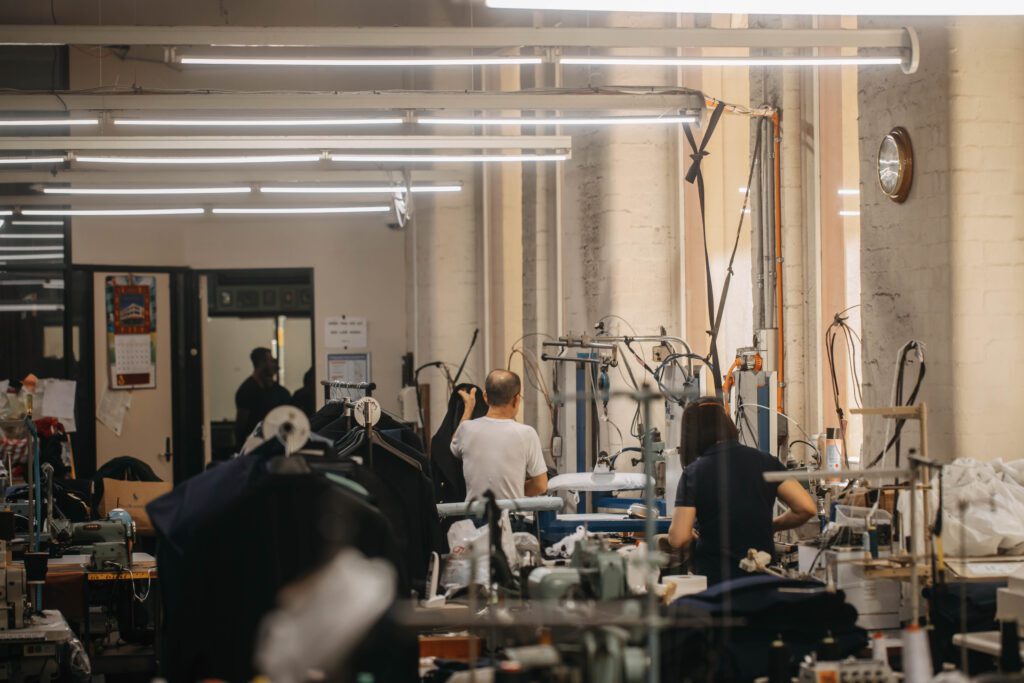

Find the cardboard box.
[{"left": 99, "top": 478, "right": 171, "bottom": 536}]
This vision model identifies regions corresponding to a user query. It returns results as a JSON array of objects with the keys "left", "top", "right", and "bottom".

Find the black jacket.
[{"left": 429, "top": 384, "right": 487, "bottom": 505}]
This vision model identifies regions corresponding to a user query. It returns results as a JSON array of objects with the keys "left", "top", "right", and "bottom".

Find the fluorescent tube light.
[
  {"left": 0, "top": 246, "right": 64, "bottom": 252},
  {"left": 838, "top": 188, "right": 860, "bottom": 196},
  {"left": 12, "top": 221, "right": 64, "bottom": 226},
  {"left": 181, "top": 56, "right": 543, "bottom": 67},
  {"left": 43, "top": 186, "right": 252, "bottom": 196},
  {"left": 259, "top": 184, "right": 462, "bottom": 195},
  {"left": 114, "top": 117, "right": 404, "bottom": 127},
  {"left": 0, "top": 255, "right": 64, "bottom": 263},
  {"left": 0, "top": 302, "right": 65, "bottom": 310},
  {"left": 211, "top": 206, "right": 391, "bottom": 215},
  {"left": 0, "top": 119, "right": 98, "bottom": 127},
  {"left": 561, "top": 56, "right": 903, "bottom": 67},
  {"left": 0, "top": 234, "right": 64, "bottom": 239},
  {"left": 0, "top": 156, "right": 66, "bottom": 165},
  {"left": 23, "top": 208, "right": 205, "bottom": 217},
  {"left": 485, "top": 0, "right": 1024, "bottom": 15},
  {"left": 0, "top": 211, "right": 12, "bottom": 216},
  {"left": 839, "top": 210, "right": 861, "bottom": 217},
  {"left": 417, "top": 115, "right": 695, "bottom": 126},
  {"left": 330, "top": 153, "right": 568, "bottom": 163},
  {"left": 75, "top": 154, "right": 323, "bottom": 165}
]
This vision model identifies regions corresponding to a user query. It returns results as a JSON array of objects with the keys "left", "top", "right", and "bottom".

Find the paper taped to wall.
[{"left": 98, "top": 388, "right": 132, "bottom": 437}]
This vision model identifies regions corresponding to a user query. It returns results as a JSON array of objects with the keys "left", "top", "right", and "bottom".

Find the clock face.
[
  {"left": 877, "top": 127, "right": 913, "bottom": 203},
  {"left": 878, "top": 134, "right": 901, "bottom": 195}
]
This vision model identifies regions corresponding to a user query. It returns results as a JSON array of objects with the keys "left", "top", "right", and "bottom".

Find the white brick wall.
[
  {"left": 949, "top": 18, "right": 1024, "bottom": 460},
  {"left": 859, "top": 17, "right": 1024, "bottom": 462}
]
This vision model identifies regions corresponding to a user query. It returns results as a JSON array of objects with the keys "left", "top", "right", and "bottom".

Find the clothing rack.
[{"left": 320, "top": 380, "right": 376, "bottom": 404}]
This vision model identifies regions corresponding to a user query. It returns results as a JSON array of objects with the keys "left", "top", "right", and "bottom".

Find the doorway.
[{"left": 199, "top": 269, "right": 314, "bottom": 464}]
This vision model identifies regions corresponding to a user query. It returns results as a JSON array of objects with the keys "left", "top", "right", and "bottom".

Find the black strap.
[{"left": 683, "top": 102, "right": 727, "bottom": 396}]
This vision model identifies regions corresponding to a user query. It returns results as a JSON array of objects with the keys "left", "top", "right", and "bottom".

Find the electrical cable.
[
  {"left": 730, "top": 402, "right": 814, "bottom": 441},
  {"left": 789, "top": 439, "right": 822, "bottom": 467}
]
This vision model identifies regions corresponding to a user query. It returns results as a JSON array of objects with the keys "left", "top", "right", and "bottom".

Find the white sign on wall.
[{"left": 324, "top": 316, "right": 368, "bottom": 350}]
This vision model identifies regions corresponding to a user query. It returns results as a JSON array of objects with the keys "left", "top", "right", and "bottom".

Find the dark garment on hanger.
[
  {"left": 234, "top": 376, "right": 291, "bottom": 446},
  {"left": 312, "top": 402, "right": 424, "bottom": 452},
  {"left": 335, "top": 435, "right": 444, "bottom": 597},
  {"left": 429, "top": 384, "right": 488, "bottom": 505},
  {"left": 164, "top": 472, "right": 403, "bottom": 683}
]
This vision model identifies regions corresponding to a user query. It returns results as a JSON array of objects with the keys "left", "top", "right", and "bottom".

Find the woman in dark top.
[{"left": 667, "top": 398, "right": 816, "bottom": 585}]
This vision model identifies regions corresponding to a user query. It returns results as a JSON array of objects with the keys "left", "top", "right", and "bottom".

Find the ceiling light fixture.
[
  {"left": 0, "top": 119, "right": 98, "bottom": 127},
  {"left": 180, "top": 56, "right": 543, "bottom": 67},
  {"left": 0, "top": 302, "right": 65, "bottom": 310},
  {"left": 0, "top": 211, "right": 12, "bottom": 216},
  {"left": 561, "top": 56, "right": 903, "bottom": 67},
  {"left": 211, "top": 206, "right": 391, "bottom": 215},
  {"left": 23, "top": 208, "right": 205, "bottom": 217},
  {"left": 838, "top": 188, "right": 861, "bottom": 195},
  {"left": 0, "top": 246, "right": 64, "bottom": 252},
  {"left": 113, "top": 117, "right": 404, "bottom": 127},
  {"left": 75, "top": 154, "right": 324, "bottom": 165},
  {"left": 329, "top": 153, "right": 568, "bottom": 163},
  {"left": 0, "top": 234, "right": 64, "bottom": 239},
  {"left": 0, "top": 156, "right": 66, "bottom": 165},
  {"left": 0, "top": 255, "right": 65, "bottom": 263},
  {"left": 839, "top": 210, "right": 861, "bottom": 217},
  {"left": 485, "top": 0, "right": 1024, "bottom": 15},
  {"left": 12, "top": 221, "right": 64, "bottom": 226},
  {"left": 417, "top": 115, "right": 696, "bottom": 126},
  {"left": 259, "top": 184, "right": 462, "bottom": 194},
  {"left": 43, "top": 186, "right": 253, "bottom": 196}
]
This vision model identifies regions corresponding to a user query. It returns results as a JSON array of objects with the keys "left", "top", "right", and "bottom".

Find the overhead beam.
[
  {"left": 0, "top": 91, "right": 706, "bottom": 113},
  {"left": 0, "top": 170, "right": 466, "bottom": 183},
  {"left": 0, "top": 195, "right": 459, "bottom": 206},
  {"left": 0, "top": 25, "right": 911, "bottom": 50},
  {"left": 0, "top": 135, "right": 572, "bottom": 151}
]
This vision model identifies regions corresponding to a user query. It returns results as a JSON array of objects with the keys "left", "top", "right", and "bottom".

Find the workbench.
[{"left": 44, "top": 552, "right": 160, "bottom": 675}]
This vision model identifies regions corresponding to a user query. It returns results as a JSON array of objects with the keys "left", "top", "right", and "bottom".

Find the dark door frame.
[
  {"left": 71, "top": 264, "right": 204, "bottom": 484},
  {"left": 196, "top": 267, "right": 316, "bottom": 458}
]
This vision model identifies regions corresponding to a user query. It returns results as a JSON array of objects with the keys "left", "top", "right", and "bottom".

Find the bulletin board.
[{"left": 105, "top": 275, "right": 157, "bottom": 389}]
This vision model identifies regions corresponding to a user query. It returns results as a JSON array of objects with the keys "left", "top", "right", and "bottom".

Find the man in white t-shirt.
[{"left": 450, "top": 369, "right": 548, "bottom": 502}]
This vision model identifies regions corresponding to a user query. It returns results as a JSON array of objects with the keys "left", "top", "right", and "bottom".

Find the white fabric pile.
[{"left": 933, "top": 458, "right": 1024, "bottom": 557}]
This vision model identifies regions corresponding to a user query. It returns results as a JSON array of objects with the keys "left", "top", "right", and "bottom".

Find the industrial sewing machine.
[
  {"left": 0, "top": 540, "right": 28, "bottom": 631},
  {"left": 51, "top": 509, "right": 135, "bottom": 571},
  {"left": 528, "top": 537, "right": 628, "bottom": 601}
]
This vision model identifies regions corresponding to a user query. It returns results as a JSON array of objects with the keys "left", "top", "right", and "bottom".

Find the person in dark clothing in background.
[
  {"left": 668, "top": 398, "right": 816, "bottom": 585},
  {"left": 290, "top": 368, "right": 316, "bottom": 417},
  {"left": 234, "top": 347, "right": 291, "bottom": 447}
]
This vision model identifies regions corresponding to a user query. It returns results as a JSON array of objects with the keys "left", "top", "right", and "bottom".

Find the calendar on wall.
[{"left": 105, "top": 275, "right": 157, "bottom": 390}]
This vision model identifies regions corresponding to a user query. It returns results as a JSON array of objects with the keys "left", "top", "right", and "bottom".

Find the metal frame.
[
  {"left": 0, "top": 91, "right": 707, "bottom": 113},
  {"left": 0, "top": 25, "right": 913, "bottom": 50}
]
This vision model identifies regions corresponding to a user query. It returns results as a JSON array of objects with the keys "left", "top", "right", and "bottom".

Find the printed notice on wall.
[
  {"left": 105, "top": 275, "right": 157, "bottom": 389},
  {"left": 324, "top": 316, "right": 368, "bottom": 350}
]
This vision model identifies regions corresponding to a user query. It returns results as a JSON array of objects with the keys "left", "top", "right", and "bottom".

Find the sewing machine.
[
  {"left": 52, "top": 509, "right": 135, "bottom": 571},
  {"left": 528, "top": 538, "right": 628, "bottom": 601},
  {"left": 0, "top": 540, "right": 28, "bottom": 630}
]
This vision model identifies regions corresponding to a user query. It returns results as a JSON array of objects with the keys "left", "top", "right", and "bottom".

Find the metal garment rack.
[{"left": 320, "top": 380, "right": 376, "bottom": 404}]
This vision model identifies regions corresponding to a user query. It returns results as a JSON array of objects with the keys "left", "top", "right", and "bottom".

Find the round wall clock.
[{"left": 877, "top": 127, "right": 913, "bottom": 203}]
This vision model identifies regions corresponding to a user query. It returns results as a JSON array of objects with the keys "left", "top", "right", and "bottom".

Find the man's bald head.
[{"left": 485, "top": 369, "right": 521, "bottom": 408}]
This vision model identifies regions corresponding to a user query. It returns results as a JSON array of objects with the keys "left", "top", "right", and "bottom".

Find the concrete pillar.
[{"left": 857, "top": 18, "right": 955, "bottom": 463}]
